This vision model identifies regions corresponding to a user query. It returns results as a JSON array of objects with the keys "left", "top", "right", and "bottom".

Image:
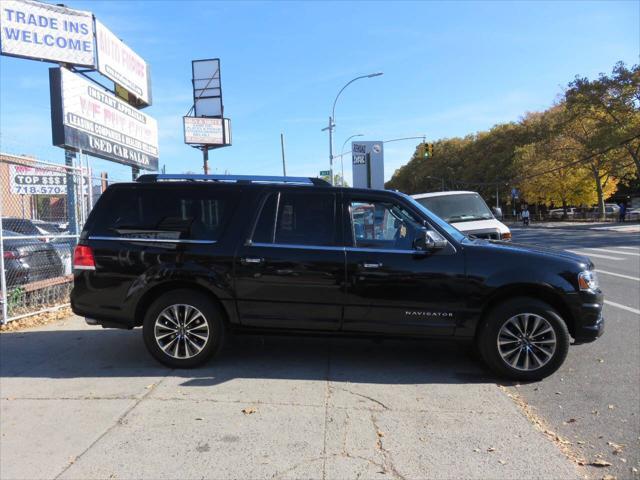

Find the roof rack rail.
[{"left": 136, "top": 174, "right": 331, "bottom": 187}]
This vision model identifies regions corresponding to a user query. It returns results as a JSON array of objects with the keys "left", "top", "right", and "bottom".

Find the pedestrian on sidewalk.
[
  {"left": 618, "top": 202, "right": 626, "bottom": 222},
  {"left": 522, "top": 205, "right": 530, "bottom": 226}
]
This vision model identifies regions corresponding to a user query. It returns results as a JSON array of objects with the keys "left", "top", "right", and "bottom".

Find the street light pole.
[
  {"left": 323, "top": 72, "right": 382, "bottom": 186},
  {"left": 339, "top": 133, "right": 364, "bottom": 187}
]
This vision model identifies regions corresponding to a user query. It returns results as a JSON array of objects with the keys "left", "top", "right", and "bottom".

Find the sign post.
[
  {"left": 184, "top": 58, "right": 231, "bottom": 173},
  {"left": 64, "top": 150, "right": 77, "bottom": 235}
]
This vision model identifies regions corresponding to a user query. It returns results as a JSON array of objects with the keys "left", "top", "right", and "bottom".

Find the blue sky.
[{"left": 1, "top": 0, "right": 638, "bottom": 183}]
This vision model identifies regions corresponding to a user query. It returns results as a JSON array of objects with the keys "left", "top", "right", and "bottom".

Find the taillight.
[
  {"left": 73, "top": 245, "right": 96, "bottom": 270},
  {"left": 3, "top": 251, "right": 20, "bottom": 260}
]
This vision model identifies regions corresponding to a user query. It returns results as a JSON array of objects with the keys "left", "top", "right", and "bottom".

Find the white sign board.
[
  {"left": 50, "top": 67, "right": 159, "bottom": 170},
  {"left": 9, "top": 164, "right": 87, "bottom": 195},
  {"left": 0, "top": 0, "right": 95, "bottom": 66},
  {"left": 352, "top": 141, "right": 385, "bottom": 190},
  {"left": 183, "top": 117, "right": 231, "bottom": 145},
  {"left": 95, "top": 20, "right": 151, "bottom": 106}
]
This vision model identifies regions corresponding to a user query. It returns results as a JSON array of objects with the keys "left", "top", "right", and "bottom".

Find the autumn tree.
[
  {"left": 515, "top": 107, "right": 615, "bottom": 215},
  {"left": 565, "top": 62, "right": 640, "bottom": 176}
]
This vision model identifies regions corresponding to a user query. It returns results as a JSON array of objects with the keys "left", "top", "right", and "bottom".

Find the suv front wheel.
[
  {"left": 143, "top": 290, "right": 225, "bottom": 368},
  {"left": 477, "top": 297, "right": 570, "bottom": 381}
]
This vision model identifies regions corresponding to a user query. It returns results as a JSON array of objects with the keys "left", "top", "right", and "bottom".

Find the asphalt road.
[{"left": 508, "top": 223, "right": 640, "bottom": 480}]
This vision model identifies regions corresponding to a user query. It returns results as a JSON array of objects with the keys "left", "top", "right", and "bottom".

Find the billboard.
[
  {"left": 50, "top": 67, "right": 159, "bottom": 171},
  {"left": 352, "top": 141, "right": 384, "bottom": 190},
  {"left": 183, "top": 117, "right": 231, "bottom": 145},
  {"left": 95, "top": 20, "right": 152, "bottom": 106},
  {"left": 9, "top": 164, "right": 88, "bottom": 195},
  {"left": 192, "top": 59, "right": 223, "bottom": 117},
  {"left": 0, "top": 0, "right": 95, "bottom": 66}
]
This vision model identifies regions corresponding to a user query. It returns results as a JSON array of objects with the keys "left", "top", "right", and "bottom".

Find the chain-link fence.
[{"left": 0, "top": 152, "right": 128, "bottom": 324}]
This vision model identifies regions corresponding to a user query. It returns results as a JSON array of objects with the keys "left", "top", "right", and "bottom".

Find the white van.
[{"left": 412, "top": 191, "right": 511, "bottom": 241}]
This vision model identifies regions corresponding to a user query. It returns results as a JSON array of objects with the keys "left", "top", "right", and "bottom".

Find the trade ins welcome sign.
[{"left": 0, "top": 0, "right": 95, "bottom": 66}]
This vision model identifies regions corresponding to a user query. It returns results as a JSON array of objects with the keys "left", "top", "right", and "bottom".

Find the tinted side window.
[
  {"left": 92, "top": 186, "right": 234, "bottom": 241},
  {"left": 251, "top": 191, "right": 337, "bottom": 246},
  {"left": 251, "top": 193, "right": 278, "bottom": 243}
]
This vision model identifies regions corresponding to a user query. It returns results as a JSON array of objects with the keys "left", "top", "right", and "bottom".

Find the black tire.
[
  {"left": 477, "top": 297, "right": 570, "bottom": 381},
  {"left": 142, "top": 289, "right": 225, "bottom": 368}
]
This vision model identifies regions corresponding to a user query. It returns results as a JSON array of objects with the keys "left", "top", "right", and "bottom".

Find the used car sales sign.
[{"left": 49, "top": 67, "right": 159, "bottom": 171}]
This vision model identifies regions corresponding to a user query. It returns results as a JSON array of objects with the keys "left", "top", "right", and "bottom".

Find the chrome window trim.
[
  {"left": 249, "top": 242, "right": 426, "bottom": 255},
  {"left": 250, "top": 242, "right": 345, "bottom": 251},
  {"left": 346, "top": 246, "right": 427, "bottom": 255},
  {"left": 88, "top": 236, "right": 217, "bottom": 244}
]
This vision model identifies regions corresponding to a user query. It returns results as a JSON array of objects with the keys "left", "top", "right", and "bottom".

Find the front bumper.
[{"left": 567, "top": 289, "right": 605, "bottom": 344}]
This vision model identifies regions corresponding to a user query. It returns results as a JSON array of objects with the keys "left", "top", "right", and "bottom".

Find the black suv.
[{"left": 71, "top": 174, "right": 604, "bottom": 380}]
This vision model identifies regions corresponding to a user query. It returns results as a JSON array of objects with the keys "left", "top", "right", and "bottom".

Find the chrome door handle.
[
  {"left": 361, "top": 262, "right": 382, "bottom": 269},
  {"left": 241, "top": 257, "right": 264, "bottom": 265}
]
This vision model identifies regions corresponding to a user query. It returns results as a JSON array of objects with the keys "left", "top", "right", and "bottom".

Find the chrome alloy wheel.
[
  {"left": 154, "top": 304, "right": 210, "bottom": 359},
  {"left": 497, "top": 313, "right": 557, "bottom": 371}
]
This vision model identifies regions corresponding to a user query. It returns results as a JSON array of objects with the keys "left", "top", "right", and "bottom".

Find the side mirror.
[{"left": 413, "top": 228, "right": 447, "bottom": 251}]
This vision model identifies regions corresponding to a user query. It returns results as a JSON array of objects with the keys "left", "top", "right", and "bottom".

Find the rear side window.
[
  {"left": 91, "top": 186, "right": 235, "bottom": 241},
  {"left": 251, "top": 191, "right": 337, "bottom": 246}
]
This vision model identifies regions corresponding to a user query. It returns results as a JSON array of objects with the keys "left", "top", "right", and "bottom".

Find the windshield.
[
  {"left": 398, "top": 193, "right": 467, "bottom": 243},
  {"left": 414, "top": 193, "right": 494, "bottom": 223}
]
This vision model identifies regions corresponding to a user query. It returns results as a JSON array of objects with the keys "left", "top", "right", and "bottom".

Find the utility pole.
[{"left": 280, "top": 133, "right": 287, "bottom": 176}]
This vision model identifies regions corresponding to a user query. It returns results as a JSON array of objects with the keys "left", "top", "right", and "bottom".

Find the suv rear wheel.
[
  {"left": 143, "top": 290, "right": 225, "bottom": 368},
  {"left": 477, "top": 297, "right": 570, "bottom": 381}
]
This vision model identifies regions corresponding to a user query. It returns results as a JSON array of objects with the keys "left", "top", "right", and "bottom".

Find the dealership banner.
[
  {"left": 95, "top": 20, "right": 151, "bottom": 106},
  {"left": 0, "top": 0, "right": 95, "bottom": 66},
  {"left": 9, "top": 164, "right": 87, "bottom": 195},
  {"left": 50, "top": 67, "right": 159, "bottom": 170}
]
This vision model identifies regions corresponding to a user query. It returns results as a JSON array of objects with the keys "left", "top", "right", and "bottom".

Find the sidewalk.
[
  {"left": 0, "top": 316, "right": 580, "bottom": 479},
  {"left": 506, "top": 220, "right": 640, "bottom": 232}
]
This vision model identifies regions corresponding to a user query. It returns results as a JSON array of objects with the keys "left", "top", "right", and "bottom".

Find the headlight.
[
  {"left": 501, "top": 231, "right": 512, "bottom": 241},
  {"left": 578, "top": 270, "right": 599, "bottom": 291}
]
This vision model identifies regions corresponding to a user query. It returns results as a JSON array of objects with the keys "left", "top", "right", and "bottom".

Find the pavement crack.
[
  {"left": 53, "top": 373, "right": 171, "bottom": 479},
  {"left": 335, "top": 387, "right": 390, "bottom": 410},
  {"left": 371, "top": 411, "right": 406, "bottom": 480}
]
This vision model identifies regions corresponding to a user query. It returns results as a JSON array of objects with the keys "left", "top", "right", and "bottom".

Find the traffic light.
[{"left": 420, "top": 142, "right": 434, "bottom": 158}]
